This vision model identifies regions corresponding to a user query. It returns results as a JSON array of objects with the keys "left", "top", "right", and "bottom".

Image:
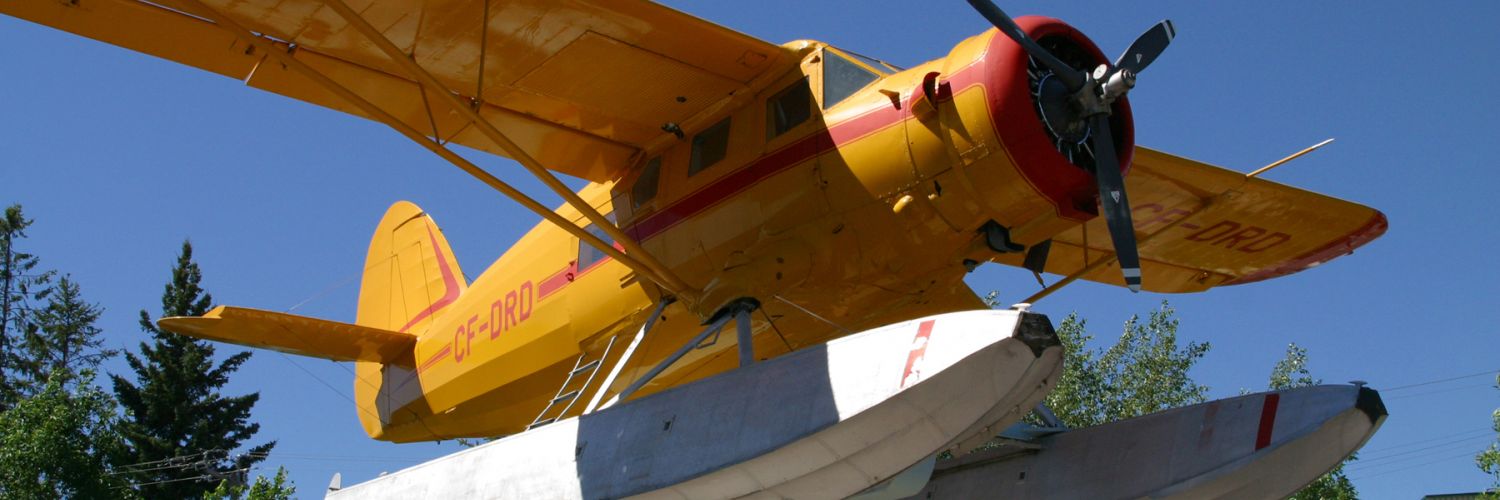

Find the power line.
[
  {"left": 110, "top": 447, "right": 427, "bottom": 484},
  {"left": 283, "top": 267, "right": 362, "bottom": 313},
  {"left": 113, "top": 450, "right": 214, "bottom": 471},
  {"left": 115, "top": 458, "right": 253, "bottom": 490},
  {"left": 272, "top": 352, "right": 355, "bottom": 406},
  {"left": 1346, "top": 439, "right": 1490, "bottom": 475},
  {"left": 120, "top": 474, "right": 217, "bottom": 489},
  {"left": 243, "top": 451, "right": 427, "bottom": 463},
  {"left": 1382, "top": 369, "right": 1498, "bottom": 392},
  {"left": 1349, "top": 434, "right": 1493, "bottom": 468},
  {"left": 270, "top": 255, "right": 412, "bottom": 422},
  {"left": 1388, "top": 382, "right": 1499, "bottom": 401},
  {"left": 1359, "top": 427, "right": 1493, "bottom": 455},
  {"left": 1349, "top": 448, "right": 1489, "bottom": 481}
]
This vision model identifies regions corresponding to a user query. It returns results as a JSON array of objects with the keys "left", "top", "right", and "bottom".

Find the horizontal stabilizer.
[{"left": 158, "top": 306, "right": 415, "bottom": 367}]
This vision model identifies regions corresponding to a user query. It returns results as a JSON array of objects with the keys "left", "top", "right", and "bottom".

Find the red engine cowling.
[{"left": 985, "top": 16, "right": 1135, "bottom": 222}]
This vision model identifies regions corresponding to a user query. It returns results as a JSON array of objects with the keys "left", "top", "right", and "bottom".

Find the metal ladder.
[{"left": 527, "top": 335, "right": 618, "bottom": 430}]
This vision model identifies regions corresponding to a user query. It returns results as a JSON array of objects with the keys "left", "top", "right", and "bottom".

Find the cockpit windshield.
[
  {"left": 823, "top": 50, "right": 880, "bottom": 108},
  {"left": 839, "top": 48, "right": 902, "bottom": 74}
]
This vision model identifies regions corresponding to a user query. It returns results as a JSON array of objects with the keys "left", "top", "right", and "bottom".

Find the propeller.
[
  {"left": 965, "top": 0, "right": 1173, "bottom": 292},
  {"left": 964, "top": 0, "right": 1084, "bottom": 92},
  {"left": 1088, "top": 114, "right": 1141, "bottom": 291},
  {"left": 1115, "top": 20, "right": 1175, "bottom": 75}
]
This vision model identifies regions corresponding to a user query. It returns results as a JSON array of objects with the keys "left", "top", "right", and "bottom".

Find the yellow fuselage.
[{"left": 360, "top": 21, "right": 1118, "bottom": 442}]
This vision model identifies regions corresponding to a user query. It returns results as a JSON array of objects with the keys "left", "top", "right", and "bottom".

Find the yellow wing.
[
  {"left": 4, "top": 0, "right": 799, "bottom": 182},
  {"left": 1009, "top": 146, "right": 1387, "bottom": 293},
  {"left": 159, "top": 306, "right": 416, "bottom": 367}
]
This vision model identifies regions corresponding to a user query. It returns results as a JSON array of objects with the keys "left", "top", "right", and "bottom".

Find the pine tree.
[
  {"left": 0, "top": 205, "right": 54, "bottom": 408},
  {"left": 110, "top": 242, "right": 273, "bottom": 498},
  {"left": 15, "top": 275, "right": 116, "bottom": 391}
]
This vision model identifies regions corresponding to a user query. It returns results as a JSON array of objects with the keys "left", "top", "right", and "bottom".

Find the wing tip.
[{"left": 1228, "top": 209, "right": 1388, "bottom": 286}]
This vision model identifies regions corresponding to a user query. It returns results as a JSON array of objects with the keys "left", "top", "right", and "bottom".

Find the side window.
[
  {"left": 766, "top": 78, "right": 813, "bottom": 139},
  {"left": 689, "top": 118, "right": 731, "bottom": 176},
  {"left": 823, "top": 51, "right": 878, "bottom": 108},
  {"left": 576, "top": 215, "right": 616, "bottom": 272},
  {"left": 631, "top": 157, "right": 661, "bottom": 210}
]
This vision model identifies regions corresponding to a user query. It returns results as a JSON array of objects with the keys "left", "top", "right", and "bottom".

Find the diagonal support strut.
[
  {"left": 317, "top": 0, "right": 695, "bottom": 299},
  {"left": 179, "top": 0, "right": 693, "bottom": 301}
]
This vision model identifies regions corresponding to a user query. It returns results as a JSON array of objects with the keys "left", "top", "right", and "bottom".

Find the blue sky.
[{"left": 2, "top": 1, "right": 1497, "bottom": 497}]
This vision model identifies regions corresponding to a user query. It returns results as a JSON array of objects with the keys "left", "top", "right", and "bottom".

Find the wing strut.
[
  {"left": 1022, "top": 192, "right": 1220, "bottom": 304},
  {"left": 316, "top": 0, "right": 693, "bottom": 299},
  {"left": 177, "top": 0, "right": 696, "bottom": 301}
]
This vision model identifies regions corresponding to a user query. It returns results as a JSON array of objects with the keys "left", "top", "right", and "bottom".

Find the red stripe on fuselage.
[
  {"left": 536, "top": 242, "right": 623, "bottom": 301},
  {"left": 625, "top": 95, "right": 908, "bottom": 243},
  {"left": 537, "top": 266, "right": 572, "bottom": 301},
  {"left": 417, "top": 344, "right": 452, "bottom": 374},
  {"left": 535, "top": 91, "right": 923, "bottom": 300}
]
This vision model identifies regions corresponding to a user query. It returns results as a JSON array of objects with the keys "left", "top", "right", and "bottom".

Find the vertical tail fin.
[
  {"left": 354, "top": 201, "right": 465, "bottom": 440},
  {"left": 356, "top": 201, "right": 467, "bottom": 334}
]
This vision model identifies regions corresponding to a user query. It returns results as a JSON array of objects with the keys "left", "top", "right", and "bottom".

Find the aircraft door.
[{"left": 564, "top": 210, "right": 654, "bottom": 345}]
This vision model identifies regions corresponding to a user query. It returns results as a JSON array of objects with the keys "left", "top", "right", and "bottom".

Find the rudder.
[
  {"left": 357, "top": 201, "right": 467, "bottom": 334},
  {"left": 354, "top": 201, "right": 466, "bottom": 440}
]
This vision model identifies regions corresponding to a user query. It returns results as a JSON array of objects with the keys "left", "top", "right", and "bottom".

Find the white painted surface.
[
  {"left": 328, "top": 309, "right": 1062, "bottom": 499},
  {"left": 916, "top": 384, "right": 1386, "bottom": 499}
]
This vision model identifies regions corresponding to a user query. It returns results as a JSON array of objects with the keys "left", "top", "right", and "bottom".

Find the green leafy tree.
[
  {"left": 0, "top": 205, "right": 54, "bottom": 408},
  {"left": 111, "top": 242, "right": 273, "bottom": 498},
  {"left": 1042, "top": 302, "right": 1211, "bottom": 428},
  {"left": 1267, "top": 343, "right": 1318, "bottom": 391},
  {"left": 1478, "top": 374, "right": 1499, "bottom": 498},
  {"left": 980, "top": 299, "right": 1362, "bottom": 496},
  {"left": 0, "top": 371, "right": 135, "bottom": 499},
  {"left": 15, "top": 275, "right": 116, "bottom": 392},
  {"left": 202, "top": 467, "right": 296, "bottom": 500},
  {"left": 1268, "top": 343, "right": 1359, "bottom": 500}
]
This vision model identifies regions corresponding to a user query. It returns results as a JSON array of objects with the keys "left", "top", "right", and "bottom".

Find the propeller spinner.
[{"left": 967, "top": 0, "right": 1174, "bottom": 292}]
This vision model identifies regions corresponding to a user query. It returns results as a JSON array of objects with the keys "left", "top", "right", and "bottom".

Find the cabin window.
[
  {"left": 823, "top": 51, "right": 878, "bottom": 108},
  {"left": 766, "top": 78, "right": 813, "bottom": 138},
  {"left": 576, "top": 217, "right": 615, "bottom": 272},
  {"left": 632, "top": 157, "right": 662, "bottom": 209},
  {"left": 689, "top": 118, "right": 731, "bottom": 176}
]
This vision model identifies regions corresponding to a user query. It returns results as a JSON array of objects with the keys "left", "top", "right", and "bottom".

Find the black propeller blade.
[
  {"left": 1087, "top": 115, "right": 1141, "bottom": 292},
  {"left": 964, "top": 0, "right": 1084, "bottom": 91},
  {"left": 1116, "top": 20, "right": 1175, "bottom": 75},
  {"left": 965, "top": 0, "right": 1170, "bottom": 293}
]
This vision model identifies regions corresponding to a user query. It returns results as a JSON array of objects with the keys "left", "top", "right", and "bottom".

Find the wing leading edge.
[{"left": 3, "top": 0, "right": 800, "bottom": 182}]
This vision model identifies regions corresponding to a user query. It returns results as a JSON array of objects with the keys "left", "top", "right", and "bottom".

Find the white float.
[
  {"left": 914, "top": 383, "right": 1387, "bottom": 499},
  {"left": 326, "top": 309, "right": 1063, "bottom": 499}
]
